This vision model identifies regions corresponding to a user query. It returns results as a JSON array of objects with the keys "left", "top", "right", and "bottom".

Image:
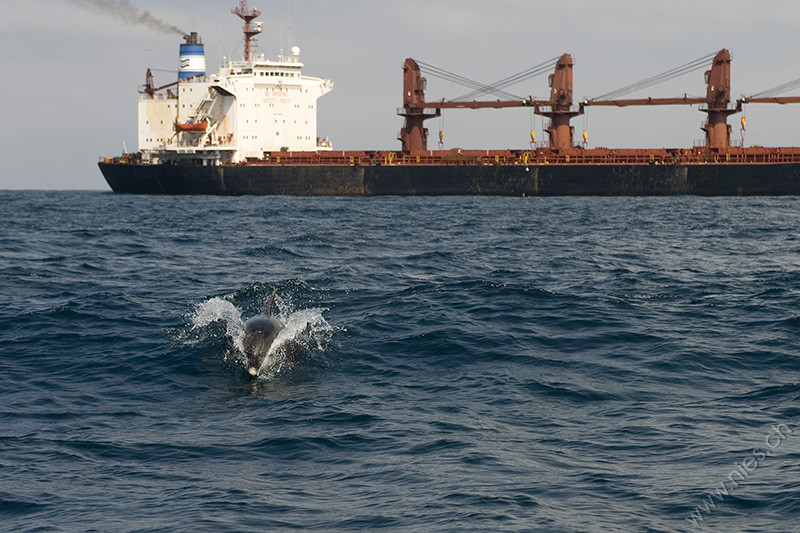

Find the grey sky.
[{"left": 4, "top": 0, "right": 800, "bottom": 189}]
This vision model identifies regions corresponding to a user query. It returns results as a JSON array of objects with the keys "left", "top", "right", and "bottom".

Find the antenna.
[
  {"left": 231, "top": 0, "right": 262, "bottom": 61},
  {"left": 287, "top": 0, "right": 292, "bottom": 49}
]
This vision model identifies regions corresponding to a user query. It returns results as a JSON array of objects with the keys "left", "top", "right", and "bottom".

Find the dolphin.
[{"left": 243, "top": 289, "right": 284, "bottom": 376}]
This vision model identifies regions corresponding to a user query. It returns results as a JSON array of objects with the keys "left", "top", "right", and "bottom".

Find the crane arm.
[
  {"left": 740, "top": 96, "right": 800, "bottom": 105},
  {"left": 584, "top": 96, "right": 708, "bottom": 108},
  {"left": 426, "top": 99, "right": 546, "bottom": 110}
]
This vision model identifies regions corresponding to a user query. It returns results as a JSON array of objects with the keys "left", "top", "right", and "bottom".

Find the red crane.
[
  {"left": 398, "top": 55, "right": 581, "bottom": 153},
  {"left": 583, "top": 50, "right": 740, "bottom": 150}
]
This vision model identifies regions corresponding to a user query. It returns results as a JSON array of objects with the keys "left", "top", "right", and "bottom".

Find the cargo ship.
[{"left": 99, "top": 1, "right": 800, "bottom": 196}]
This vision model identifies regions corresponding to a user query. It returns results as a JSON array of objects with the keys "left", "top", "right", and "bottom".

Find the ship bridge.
[{"left": 137, "top": 1, "right": 333, "bottom": 164}]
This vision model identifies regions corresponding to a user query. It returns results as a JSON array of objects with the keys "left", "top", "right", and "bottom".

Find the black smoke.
[{"left": 68, "top": 0, "right": 186, "bottom": 36}]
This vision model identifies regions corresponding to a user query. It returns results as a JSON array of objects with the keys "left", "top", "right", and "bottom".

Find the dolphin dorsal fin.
[{"left": 266, "top": 289, "right": 277, "bottom": 316}]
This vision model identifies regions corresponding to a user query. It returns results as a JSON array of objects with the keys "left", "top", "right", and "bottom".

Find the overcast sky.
[{"left": 4, "top": 0, "right": 800, "bottom": 189}]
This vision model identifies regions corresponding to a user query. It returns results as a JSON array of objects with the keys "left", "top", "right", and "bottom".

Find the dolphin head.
[
  {"left": 242, "top": 289, "right": 284, "bottom": 376},
  {"left": 243, "top": 315, "right": 284, "bottom": 375}
]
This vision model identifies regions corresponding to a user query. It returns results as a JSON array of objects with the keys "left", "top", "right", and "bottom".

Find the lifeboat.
[{"left": 175, "top": 121, "right": 208, "bottom": 132}]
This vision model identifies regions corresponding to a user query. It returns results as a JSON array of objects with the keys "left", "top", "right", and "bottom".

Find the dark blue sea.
[{"left": 2, "top": 191, "right": 800, "bottom": 532}]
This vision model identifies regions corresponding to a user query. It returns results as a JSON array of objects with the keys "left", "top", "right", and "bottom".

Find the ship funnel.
[{"left": 179, "top": 32, "right": 206, "bottom": 80}]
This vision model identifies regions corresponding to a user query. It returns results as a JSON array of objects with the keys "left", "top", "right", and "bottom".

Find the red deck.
[{"left": 247, "top": 146, "right": 800, "bottom": 167}]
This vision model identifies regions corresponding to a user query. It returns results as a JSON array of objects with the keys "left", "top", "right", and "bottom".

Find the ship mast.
[{"left": 232, "top": 0, "right": 262, "bottom": 62}]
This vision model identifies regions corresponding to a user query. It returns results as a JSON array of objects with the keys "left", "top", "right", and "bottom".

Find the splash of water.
[
  {"left": 189, "top": 297, "right": 333, "bottom": 378},
  {"left": 265, "top": 307, "right": 333, "bottom": 370},
  {"left": 68, "top": 0, "right": 186, "bottom": 36},
  {"left": 190, "top": 297, "right": 246, "bottom": 353}
]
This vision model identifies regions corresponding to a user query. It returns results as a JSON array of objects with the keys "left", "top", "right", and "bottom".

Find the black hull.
[{"left": 98, "top": 162, "right": 800, "bottom": 196}]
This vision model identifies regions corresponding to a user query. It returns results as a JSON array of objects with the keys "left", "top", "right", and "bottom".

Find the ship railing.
[
  {"left": 99, "top": 150, "right": 800, "bottom": 166},
  {"left": 139, "top": 93, "right": 177, "bottom": 101},
  {"left": 181, "top": 76, "right": 210, "bottom": 84},
  {"left": 223, "top": 60, "right": 252, "bottom": 69},
  {"left": 247, "top": 148, "right": 800, "bottom": 167},
  {"left": 249, "top": 151, "right": 668, "bottom": 166},
  {"left": 692, "top": 138, "right": 745, "bottom": 149}
]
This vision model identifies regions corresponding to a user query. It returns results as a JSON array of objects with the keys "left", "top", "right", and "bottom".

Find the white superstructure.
[{"left": 139, "top": 40, "right": 333, "bottom": 165}]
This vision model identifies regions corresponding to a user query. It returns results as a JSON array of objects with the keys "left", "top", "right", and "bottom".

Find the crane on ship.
[
  {"left": 738, "top": 74, "right": 800, "bottom": 106},
  {"left": 582, "top": 50, "right": 741, "bottom": 150},
  {"left": 401, "top": 49, "right": 800, "bottom": 154},
  {"left": 733, "top": 79, "right": 800, "bottom": 145},
  {"left": 140, "top": 68, "right": 205, "bottom": 98},
  {"left": 398, "top": 55, "right": 583, "bottom": 152},
  {"left": 398, "top": 50, "right": 743, "bottom": 153}
]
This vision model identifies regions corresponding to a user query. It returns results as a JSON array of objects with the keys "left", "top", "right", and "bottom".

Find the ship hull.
[{"left": 99, "top": 162, "right": 800, "bottom": 196}]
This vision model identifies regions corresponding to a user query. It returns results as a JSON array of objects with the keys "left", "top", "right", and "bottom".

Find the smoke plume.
[{"left": 69, "top": 0, "right": 186, "bottom": 36}]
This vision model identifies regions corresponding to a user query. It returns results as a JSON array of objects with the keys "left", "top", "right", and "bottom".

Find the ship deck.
[{"left": 239, "top": 146, "right": 800, "bottom": 167}]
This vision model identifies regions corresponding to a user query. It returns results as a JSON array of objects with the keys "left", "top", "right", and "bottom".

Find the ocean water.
[{"left": 2, "top": 190, "right": 799, "bottom": 532}]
